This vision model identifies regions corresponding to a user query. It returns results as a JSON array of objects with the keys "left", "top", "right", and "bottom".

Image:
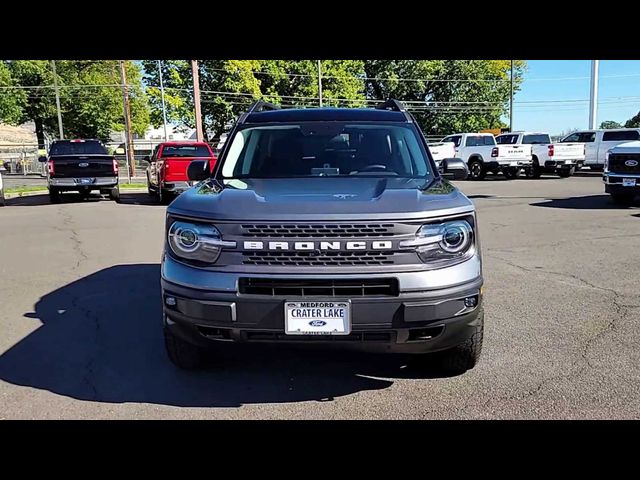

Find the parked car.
[
  {"left": 603, "top": 140, "right": 640, "bottom": 204},
  {"left": 0, "top": 171, "right": 5, "bottom": 206},
  {"left": 560, "top": 128, "right": 640, "bottom": 171},
  {"left": 428, "top": 141, "right": 456, "bottom": 170},
  {"left": 145, "top": 142, "right": 216, "bottom": 203},
  {"left": 39, "top": 139, "right": 119, "bottom": 203},
  {"left": 496, "top": 131, "right": 585, "bottom": 178},
  {"left": 441, "top": 132, "right": 533, "bottom": 180},
  {"left": 161, "top": 99, "right": 483, "bottom": 375}
]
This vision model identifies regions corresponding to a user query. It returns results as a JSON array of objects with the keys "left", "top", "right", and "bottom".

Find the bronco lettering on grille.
[{"left": 243, "top": 241, "right": 393, "bottom": 251}]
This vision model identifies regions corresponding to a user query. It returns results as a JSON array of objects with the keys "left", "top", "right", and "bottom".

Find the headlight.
[
  {"left": 604, "top": 151, "right": 610, "bottom": 172},
  {"left": 167, "top": 221, "right": 235, "bottom": 264},
  {"left": 400, "top": 219, "right": 475, "bottom": 268}
]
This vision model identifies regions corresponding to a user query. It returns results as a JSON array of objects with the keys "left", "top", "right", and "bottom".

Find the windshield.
[
  {"left": 220, "top": 123, "right": 433, "bottom": 179},
  {"left": 162, "top": 145, "right": 212, "bottom": 157},
  {"left": 522, "top": 134, "right": 551, "bottom": 144},
  {"left": 50, "top": 141, "right": 107, "bottom": 155}
]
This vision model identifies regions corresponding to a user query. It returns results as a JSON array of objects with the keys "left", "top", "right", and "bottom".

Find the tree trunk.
[{"left": 34, "top": 117, "right": 45, "bottom": 149}]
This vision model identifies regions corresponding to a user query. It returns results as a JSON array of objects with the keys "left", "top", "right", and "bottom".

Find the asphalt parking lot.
[{"left": 1, "top": 171, "right": 639, "bottom": 419}]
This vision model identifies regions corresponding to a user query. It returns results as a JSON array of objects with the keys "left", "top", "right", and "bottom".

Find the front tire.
[
  {"left": 558, "top": 166, "right": 575, "bottom": 178},
  {"left": 610, "top": 192, "right": 636, "bottom": 205},
  {"left": 49, "top": 187, "right": 61, "bottom": 204},
  {"left": 468, "top": 159, "right": 486, "bottom": 181},
  {"left": 109, "top": 186, "right": 120, "bottom": 202},
  {"left": 438, "top": 309, "right": 484, "bottom": 374},
  {"left": 503, "top": 167, "right": 520, "bottom": 179},
  {"left": 164, "top": 327, "right": 205, "bottom": 370}
]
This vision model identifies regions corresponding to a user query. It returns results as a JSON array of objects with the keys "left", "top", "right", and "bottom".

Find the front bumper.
[
  {"left": 161, "top": 255, "right": 483, "bottom": 354},
  {"left": 604, "top": 172, "right": 640, "bottom": 193},
  {"left": 162, "top": 181, "right": 192, "bottom": 193},
  {"left": 49, "top": 176, "right": 118, "bottom": 190}
]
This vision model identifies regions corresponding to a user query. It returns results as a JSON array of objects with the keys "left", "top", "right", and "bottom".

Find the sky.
[{"left": 513, "top": 60, "right": 640, "bottom": 135}]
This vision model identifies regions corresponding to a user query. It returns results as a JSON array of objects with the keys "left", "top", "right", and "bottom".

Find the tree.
[
  {"left": 143, "top": 60, "right": 366, "bottom": 139},
  {"left": 2, "top": 60, "right": 150, "bottom": 146},
  {"left": 0, "top": 62, "right": 25, "bottom": 124},
  {"left": 625, "top": 111, "right": 640, "bottom": 128},
  {"left": 363, "top": 60, "right": 527, "bottom": 136},
  {"left": 600, "top": 120, "right": 622, "bottom": 129}
]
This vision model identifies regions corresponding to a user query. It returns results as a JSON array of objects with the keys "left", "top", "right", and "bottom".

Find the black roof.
[{"left": 245, "top": 107, "right": 409, "bottom": 124}]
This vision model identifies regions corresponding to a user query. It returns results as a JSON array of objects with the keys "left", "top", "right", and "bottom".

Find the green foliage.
[
  {"left": 0, "top": 62, "right": 25, "bottom": 124},
  {"left": 600, "top": 120, "right": 623, "bottom": 129},
  {"left": 1, "top": 60, "right": 150, "bottom": 144},
  {"left": 624, "top": 112, "right": 640, "bottom": 128},
  {"left": 142, "top": 60, "right": 525, "bottom": 139},
  {"left": 364, "top": 60, "right": 526, "bottom": 136}
]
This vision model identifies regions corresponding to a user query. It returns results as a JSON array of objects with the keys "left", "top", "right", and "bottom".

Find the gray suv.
[{"left": 161, "top": 100, "right": 484, "bottom": 374}]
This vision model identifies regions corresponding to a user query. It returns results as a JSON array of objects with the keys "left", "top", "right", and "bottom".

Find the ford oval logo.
[
  {"left": 309, "top": 320, "right": 327, "bottom": 327},
  {"left": 625, "top": 160, "right": 638, "bottom": 167},
  {"left": 78, "top": 162, "right": 89, "bottom": 167}
]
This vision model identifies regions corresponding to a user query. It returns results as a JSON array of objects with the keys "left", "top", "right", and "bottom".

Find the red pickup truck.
[{"left": 145, "top": 142, "right": 216, "bottom": 203}]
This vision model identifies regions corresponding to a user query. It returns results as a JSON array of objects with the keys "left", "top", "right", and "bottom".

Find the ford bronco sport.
[{"left": 161, "top": 100, "right": 484, "bottom": 374}]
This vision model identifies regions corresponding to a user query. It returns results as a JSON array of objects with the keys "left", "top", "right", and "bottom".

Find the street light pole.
[
  {"left": 317, "top": 60, "right": 323, "bottom": 107},
  {"left": 509, "top": 59, "right": 514, "bottom": 132},
  {"left": 157, "top": 60, "right": 169, "bottom": 141},
  {"left": 50, "top": 60, "right": 64, "bottom": 140},
  {"left": 589, "top": 60, "right": 600, "bottom": 130}
]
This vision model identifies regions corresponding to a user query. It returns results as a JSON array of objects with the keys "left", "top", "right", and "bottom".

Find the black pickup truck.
[{"left": 39, "top": 139, "right": 120, "bottom": 203}]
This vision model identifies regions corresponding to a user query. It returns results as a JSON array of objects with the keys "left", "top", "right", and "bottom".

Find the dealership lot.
[{"left": 0, "top": 171, "right": 639, "bottom": 419}]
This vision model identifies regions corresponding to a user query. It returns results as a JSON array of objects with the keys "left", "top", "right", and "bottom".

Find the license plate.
[
  {"left": 77, "top": 178, "right": 93, "bottom": 185},
  {"left": 285, "top": 301, "right": 351, "bottom": 335},
  {"left": 623, "top": 178, "right": 636, "bottom": 187}
]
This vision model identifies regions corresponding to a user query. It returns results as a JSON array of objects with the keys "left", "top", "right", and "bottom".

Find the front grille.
[
  {"left": 243, "top": 250, "right": 396, "bottom": 266},
  {"left": 609, "top": 154, "right": 640, "bottom": 174},
  {"left": 241, "top": 223, "right": 395, "bottom": 238},
  {"left": 239, "top": 278, "right": 399, "bottom": 297}
]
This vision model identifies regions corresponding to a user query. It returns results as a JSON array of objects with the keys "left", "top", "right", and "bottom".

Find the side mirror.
[
  {"left": 38, "top": 156, "right": 47, "bottom": 163},
  {"left": 187, "top": 160, "right": 211, "bottom": 182},
  {"left": 143, "top": 155, "right": 151, "bottom": 163},
  {"left": 441, "top": 158, "right": 468, "bottom": 180}
]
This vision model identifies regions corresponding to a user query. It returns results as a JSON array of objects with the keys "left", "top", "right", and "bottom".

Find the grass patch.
[
  {"left": 120, "top": 183, "right": 147, "bottom": 189},
  {"left": 5, "top": 185, "right": 47, "bottom": 194}
]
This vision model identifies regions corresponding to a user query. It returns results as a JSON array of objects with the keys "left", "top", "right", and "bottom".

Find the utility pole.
[
  {"left": 589, "top": 60, "right": 600, "bottom": 129},
  {"left": 509, "top": 59, "right": 514, "bottom": 132},
  {"left": 191, "top": 60, "right": 204, "bottom": 142},
  {"left": 50, "top": 60, "right": 64, "bottom": 140},
  {"left": 119, "top": 60, "right": 134, "bottom": 181},
  {"left": 317, "top": 60, "right": 323, "bottom": 107},
  {"left": 157, "top": 60, "right": 169, "bottom": 141}
]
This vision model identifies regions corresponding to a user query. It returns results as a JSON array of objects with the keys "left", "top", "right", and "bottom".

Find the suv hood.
[{"left": 168, "top": 177, "right": 474, "bottom": 221}]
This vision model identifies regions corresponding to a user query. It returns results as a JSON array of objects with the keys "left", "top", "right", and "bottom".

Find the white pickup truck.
[
  {"left": 495, "top": 131, "right": 584, "bottom": 178},
  {"left": 560, "top": 128, "right": 640, "bottom": 170},
  {"left": 441, "top": 132, "right": 532, "bottom": 180},
  {"left": 427, "top": 141, "right": 456, "bottom": 169}
]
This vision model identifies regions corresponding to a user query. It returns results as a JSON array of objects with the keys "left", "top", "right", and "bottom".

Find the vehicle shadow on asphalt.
[
  {"left": 0, "top": 264, "right": 454, "bottom": 408},
  {"left": 531, "top": 194, "right": 639, "bottom": 210},
  {"left": 5, "top": 193, "right": 161, "bottom": 207}
]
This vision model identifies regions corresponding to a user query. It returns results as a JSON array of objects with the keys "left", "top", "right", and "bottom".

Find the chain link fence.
[{"left": 0, "top": 144, "right": 46, "bottom": 176}]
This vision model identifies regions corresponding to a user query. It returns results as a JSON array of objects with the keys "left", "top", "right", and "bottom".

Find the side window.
[
  {"left": 562, "top": 133, "right": 580, "bottom": 142},
  {"left": 579, "top": 132, "right": 596, "bottom": 142},
  {"left": 483, "top": 136, "right": 496, "bottom": 146},
  {"left": 465, "top": 136, "right": 482, "bottom": 147},
  {"left": 443, "top": 135, "right": 461, "bottom": 147},
  {"left": 602, "top": 130, "right": 640, "bottom": 141}
]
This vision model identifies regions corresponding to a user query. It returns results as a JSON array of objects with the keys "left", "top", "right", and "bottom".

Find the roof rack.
[
  {"left": 237, "top": 100, "right": 281, "bottom": 125},
  {"left": 375, "top": 99, "right": 412, "bottom": 122}
]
